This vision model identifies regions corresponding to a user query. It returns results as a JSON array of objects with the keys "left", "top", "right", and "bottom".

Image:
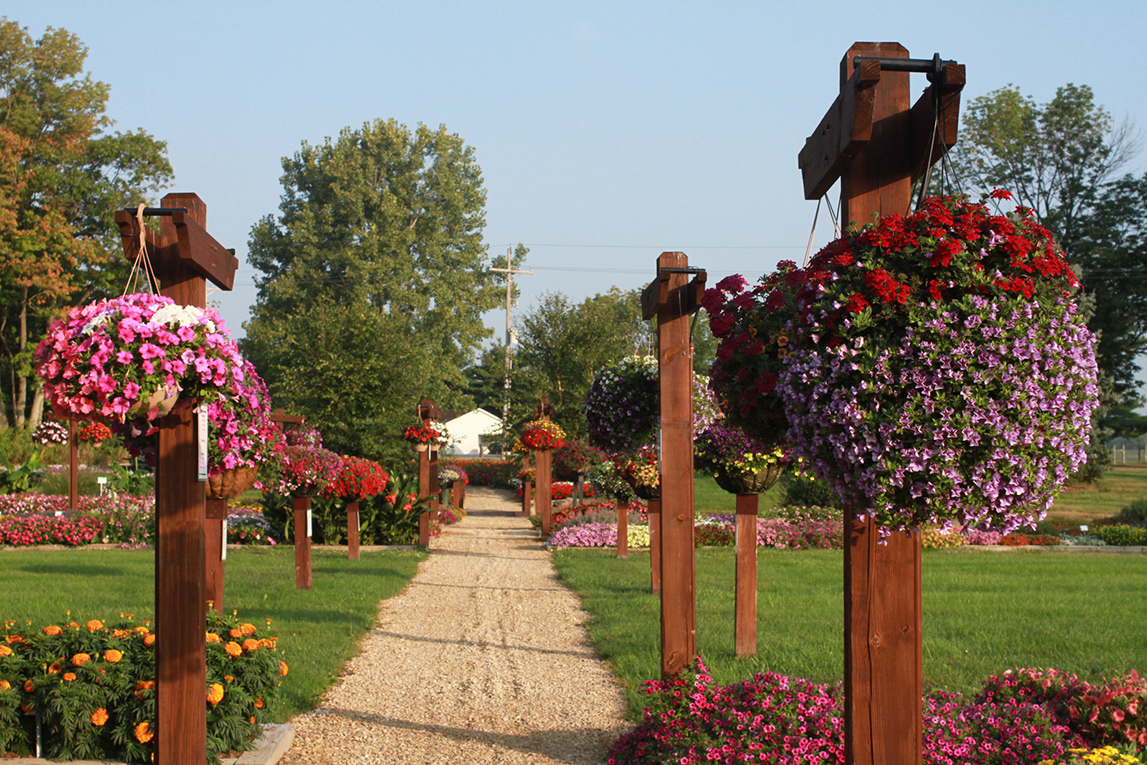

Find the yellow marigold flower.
[
  {"left": 43, "top": 625, "right": 62, "bottom": 636},
  {"left": 144, "top": 634, "right": 156, "bottom": 647},
  {"left": 86, "top": 620, "right": 103, "bottom": 632},
  {"left": 71, "top": 653, "right": 91, "bottom": 666},
  {"left": 63, "top": 672, "right": 76, "bottom": 682},
  {"left": 0, "top": 645, "right": 10, "bottom": 656},
  {"left": 242, "top": 638, "right": 260, "bottom": 652},
  {"left": 206, "top": 683, "right": 224, "bottom": 705},
  {"left": 112, "top": 629, "right": 129, "bottom": 639},
  {"left": 206, "top": 632, "right": 221, "bottom": 643},
  {"left": 90, "top": 708, "right": 109, "bottom": 726},
  {"left": 229, "top": 628, "right": 243, "bottom": 639},
  {"left": 224, "top": 642, "right": 242, "bottom": 658},
  {"left": 240, "top": 623, "right": 256, "bottom": 636},
  {"left": 0, "top": 680, "right": 9, "bottom": 691},
  {"left": 103, "top": 649, "right": 122, "bottom": 664},
  {"left": 279, "top": 660, "right": 289, "bottom": 677},
  {"left": 134, "top": 721, "right": 154, "bottom": 743}
]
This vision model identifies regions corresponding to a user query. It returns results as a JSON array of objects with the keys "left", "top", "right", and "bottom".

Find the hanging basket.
[
  {"left": 411, "top": 442, "right": 429, "bottom": 453},
  {"left": 206, "top": 465, "right": 260, "bottom": 500},
  {"left": 632, "top": 483, "right": 660, "bottom": 500},
  {"left": 713, "top": 462, "right": 786, "bottom": 496},
  {"left": 125, "top": 388, "right": 180, "bottom": 419}
]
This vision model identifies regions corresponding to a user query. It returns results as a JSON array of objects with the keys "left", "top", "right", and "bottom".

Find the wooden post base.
[
  {"left": 205, "top": 499, "right": 228, "bottom": 614},
  {"left": 294, "top": 496, "right": 312, "bottom": 589},
  {"left": 648, "top": 498, "right": 661, "bottom": 595},
  {"left": 617, "top": 502, "right": 629, "bottom": 559},
  {"left": 735, "top": 494, "right": 759, "bottom": 657},
  {"left": 347, "top": 501, "right": 360, "bottom": 560}
]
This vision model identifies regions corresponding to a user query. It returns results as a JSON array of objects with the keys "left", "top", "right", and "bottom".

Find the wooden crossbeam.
[{"left": 114, "top": 206, "right": 239, "bottom": 291}]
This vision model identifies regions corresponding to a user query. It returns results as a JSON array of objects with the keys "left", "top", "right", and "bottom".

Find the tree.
[
  {"left": 0, "top": 19, "right": 172, "bottom": 428},
  {"left": 952, "top": 83, "right": 1147, "bottom": 406},
  {"left": 242, "top": 118, "right": 511, "bottom": 451}
]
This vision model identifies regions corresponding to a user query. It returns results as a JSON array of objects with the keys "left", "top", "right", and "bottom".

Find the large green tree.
[
  {"left": 952, "top": 83, "right": 1146, "bottom": 406},
  {"left": 0, "top": 19, "right": 172, "bottom": 428},
  {"left": 242, "top": 119, "right": 512, "bottom": 455}
]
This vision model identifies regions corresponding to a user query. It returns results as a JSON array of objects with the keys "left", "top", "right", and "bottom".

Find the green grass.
[
  {"left": 693, "top": 472, "right": 785, "bottom": 515},
  {"left": 552, "top": 547, "right": 1147, "bottom": 716},
  {"left": 1050, "top": 466, "right": 1147, "bottom": 523},
  {"left": 0, "top": 546, "right": 424, "bottom": 720}
]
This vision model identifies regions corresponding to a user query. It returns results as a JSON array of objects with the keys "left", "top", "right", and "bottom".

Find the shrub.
[
  {"left": 1094, "top": 525, "right": 1147, "bottom": 547},
  {"left": 1115, "top": 498, "right": 1147, "bottom": 526},
  {"left": 778, "top": 467, "right": 842, "bottom": 509},
  {"left": 441, "top": 459, "right": 515, "bottom": 486},
  {"left": 0, "top": 612, "right": 285, "bottom": 764},
  {"left": 923, "top": 525, "right": 966, "bottom": 549}
]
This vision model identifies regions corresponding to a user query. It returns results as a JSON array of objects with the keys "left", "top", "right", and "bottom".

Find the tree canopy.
[
  {"left": 242, "top": 118, "right": 513, "bottom": 455},
  {"left": 0, "top": 18, "right": 172, "bottom": 427}
]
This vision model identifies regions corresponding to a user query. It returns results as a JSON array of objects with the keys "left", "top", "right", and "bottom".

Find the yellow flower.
[
  {"left": 103, "top": 649, "right": 122, "bottom": 663},
  {"left": 86, "top": 619, "right": 103, "bottom": 632},
  {"left": 43, "top": 625, "right": 62, "bottom": 636},
  {"left": 224, "top": 641, "right": 242, "bottom": 658},
  {"left": 134, "top": 721, "right": 154, "bottom": 743},
  {"left": 206, "top": 683, "right": 224, "bottom": 705},
  {"left": 71, "top": 653, "right": 91, "bottom": 666},
  {"left": 90, "top": 708, "right": 109, "bottom": 726}
]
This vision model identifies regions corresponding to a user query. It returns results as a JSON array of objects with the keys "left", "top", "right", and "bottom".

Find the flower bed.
[
  {"left": 0, "top": 612, "right": 286, "bottom": 762},
  {"left": 0, "top": 494, "right": 155, "bottom": 549},
  {"left": 546, "top": 522, "right": 649, "bottom": 549},
  {"left": 440, "top": 459, "right": 516, "bottom": 486},
  {"left": 607, "top": 659, "right": 1147, "bottom": 765}
]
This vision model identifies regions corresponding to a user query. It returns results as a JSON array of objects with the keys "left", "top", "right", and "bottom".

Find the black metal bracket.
[
  {"left": 118, "top": 207, "right": 189, "bottom": 217},
  {"left": 853, "top": 52, "right": 956, "bottom": 83}
]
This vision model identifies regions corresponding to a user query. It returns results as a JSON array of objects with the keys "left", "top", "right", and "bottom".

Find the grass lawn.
[
  {"left": 552, "top": 547, "right": 1147, "bottom": 717},
  {"left": 1049, "top": 466, "right": 1147, "bottom": 524},
  {"left": 0, "top": 545, "right": 424, "bottom": 721}
]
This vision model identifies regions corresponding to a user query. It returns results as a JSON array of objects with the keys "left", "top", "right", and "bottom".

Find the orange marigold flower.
[
  {"left": 7, "top": 635, "right": 23, "bottom": 644},
  {"left": 224, "top": 674, "right": 234, "bottom": 682},
  {"left": 242, "top": 638, "right": 260, "bottom": 652},
  {"left": 133, "top": 626, "right": 149, "bottom": 634},
  {"left": 224, "top": 642, "right": 242, "bottom": 658},
  {"left": 86, "top": 620, "right": 103, "bottom": 632},
  {"left": 249, "top": 716, "right": 256, "bottom": 724},
  {"left": 22, "top": 680, "right": 33, "bottom": 692},
  {"left": 43, "top": 625, "right": 62, "bottom": 636},
  {"left": 229, "top": 628, "right": 243, "bottom": 639},
  {"left": 206, "top": 683, "right": 224, "bottom": 705},
  {"left": 63, "top": 672, "right": 76, "bottom": 682},
  {"left": 260, "top": 638, "right": 274, "bottom": 649},
  {"left": 71, "top": 653, "right": 91, "bottom": 666},
  {"left": 144, "top": 634, "right": 156, "bottom": 647},
  {"left": 0, "top": 645, "right": 11, "bottom": 656},
  {"left": 0, "top": 680, "right": 9, "bottom": 691},
  {"left": 134, "top": 721, "right": 154, "bottom": 743},
  {"left": 103, "top": 649, "right": 122, "bottom": 663},
  {"left": 48, "top": 661, "right": 62, "bottom": 674},
  {"left": 66, "top": 622, "right": 79, "bottom": 630},
  {"left": 90, "top": 708, "right": 109, "bottom": 726},
  {"left": 206, "top": 632, "right": 221, "bottom": 643},
  {"left": 112, "top": 629, "right": 129, "bottom": 639},
  {"left": 279, "top": 661, "right": 289, "bottom": 677},
  {"left": 134, "top": 680, "right": 155, "bottom": 698},
  {"left": 240, "top": 623, "right": 256, "bottom": 636},
  {"left": 20, "top": 701, "right": 33, "bottom": 713},
  {"left": 254, "top": 697, "right": 264, "bottom": 709}
]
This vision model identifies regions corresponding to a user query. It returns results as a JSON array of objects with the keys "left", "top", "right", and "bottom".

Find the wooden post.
[
  {"left": 113, "top": 191, "right": 239, "bottom": 765},
  {"left": 294, "top": 496, "right": 312, "bottom": 589},
  {"left": 417, "top": 398, "right": 437, "bottom": 546},
  {"left": 68, "top": 420, "right": 78, "bottom": 513},
  {"left": 534, "top": 397, "right": 555, "bottom": 537},
  {"left": 616, "top": 501, "right": 628, "bottom": 558},
  {"left": 798, "top": 43, "right": 963, "bottom": 765},
  {"left": 205, "top": 499, "right": 228, "bottom": 614},
  {"left": 648, "top": 497, "right": 661, "bottom": 595},
  {"left": 521, "top": 452, "right": 533, "bottom": 516},
  {"left": 429, "top": 445, "right": 440, "bottom": 529},
  {"left": 735, "top": 493, "right": 759, "bottom": 657},
  {"left": 346, "top": 500, "right": 360, "bottom": 560},
  {"left": 451, "top": 480, "right": 464, "bottom": 509},
  {"left": 642, "top": 252, "right": 706, "bottom": 679}
]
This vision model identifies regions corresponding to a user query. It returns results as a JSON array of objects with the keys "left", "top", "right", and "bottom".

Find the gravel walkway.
[{"left": 282, "top": 487, "right": 629, "bottom": 765}]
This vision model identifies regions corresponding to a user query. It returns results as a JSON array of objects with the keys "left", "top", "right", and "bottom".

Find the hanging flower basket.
[
  {"left": 694, "top": 421, "right": 790, "bottom": 496},
  {"left": 619, "top": 445, "right": 659, "bottom": 499},
  {"left": 403, "top": 423, "right": 442, "bottom": 451},
  {"left": 706, "top": 193, "right": 1100, "bottom": 534},
  {"left": 712, "top": 463, "right": 785, "bottom": 496},
  {"left": 207, "top": 465, "right": 260, "bottom": 500},
  {"left": 324, "top": 456, "right": 389, "bottom": 503},
  {"left": 34, "top": 293, "right": 245, "bottom": 422},
  {"left": 520, "top": 420, "right": 566, "bottom": 451}
]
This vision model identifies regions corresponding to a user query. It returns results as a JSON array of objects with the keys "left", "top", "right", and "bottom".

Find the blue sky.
[{"left": 9, "top": 1, "right": 1147, "bottom": 357}]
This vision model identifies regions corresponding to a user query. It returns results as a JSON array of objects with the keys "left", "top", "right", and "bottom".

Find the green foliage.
[
  {"left": 1094, "top": 524, "right": 1147, "bottom": 546},
  {"left": 778, "top": 467, "right": 842, "bottom": 510},
  {"left": 0, "top": 449, "right": 44, "bottom": 494},
  {"left": 1115, "top": 497, "right": 1147, "bottom": 525},
  {"left": 0, "top": 18, "right": 172, "bottom": 428}
]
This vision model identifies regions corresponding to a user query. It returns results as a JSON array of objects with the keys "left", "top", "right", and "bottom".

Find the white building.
[{"left": 441, "top": 408, "right": 503, "bottom": 457}]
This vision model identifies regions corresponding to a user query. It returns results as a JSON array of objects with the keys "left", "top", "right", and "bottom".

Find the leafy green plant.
[
  {"left": 1094, "top": 524, "right": 1147, "bottom": 546},
  {"left": 0, "top": 450, "right": 46, "bottom": 495}
]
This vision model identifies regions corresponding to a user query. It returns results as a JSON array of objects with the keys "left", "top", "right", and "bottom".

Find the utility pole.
[{"left": 488, "top": 246, "right": 532, "bottom": 449}]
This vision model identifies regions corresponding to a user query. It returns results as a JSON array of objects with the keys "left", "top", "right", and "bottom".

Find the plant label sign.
[{"left": 197, "top": 404, "right": 209, "bottom": 481}]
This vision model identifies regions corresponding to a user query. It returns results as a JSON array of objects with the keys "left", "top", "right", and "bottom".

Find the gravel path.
[{"left": 282, "top": 487, "right": 629, "bottom": 765}]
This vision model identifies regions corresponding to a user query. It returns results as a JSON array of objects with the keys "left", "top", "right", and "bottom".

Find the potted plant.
[
  {"left": 520, "top": 420, "right": 566, "bottom": 451},
  {"left": 35, "top": 293, "right": 245, "bottom": 422},
  {"left": 402, "top": 422, "right": 442, "bottom": 452},
  {"left": 619, "top": 445, "right": 660, "bottom": 500},
  {"left": 705, "top": 193, "right": 1099, "bottom": 534},
  {"left": 694, "top": 421, "right": 790, "bottom": 495},
  {"left": 271, "top": 427, "right": 342, "bottom": 499},
  {"left": 204, "top": 359, "right": 285, "bottom": 498},
  {"left": 325, "top": 456, "right": 389, "bottom": 503}
]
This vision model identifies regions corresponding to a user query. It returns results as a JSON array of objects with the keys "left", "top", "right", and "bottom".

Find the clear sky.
[{"left": 8, "top": 1, "right": 1147, "bottom": 356}]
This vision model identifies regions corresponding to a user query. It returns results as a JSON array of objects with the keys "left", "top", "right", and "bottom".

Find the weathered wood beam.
[
  {"left": 909, "top": 63, "right": 965, "bottom": 181},
  {"left": 798, "top": 59, "right": 882, "bottom": 200}
]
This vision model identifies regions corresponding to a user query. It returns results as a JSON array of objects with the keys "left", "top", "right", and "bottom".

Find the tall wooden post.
[
  {"left": 648, "top": 497, "right": 661, "bottom": 595},
  {"left": 68, "top": 420, "right": 78, "bottom": 513},
  {"left": 616, "top": 501, "right": 629, "bottom": 558},
  {"left": 205, "top": 499, "right": 228, "bottom": 613},
  {"left": 642, "top": 252, "right": 706, "bottom": 679},
  {"left": 294, "top": 496, "right": 313, "bottom": 589},
  {"left": 534, "top": 398, "right": 555, "bottom": 537},
  {"left": 521, "top": 452, "right": 533, "bottom": 516},
  {"left": 734, "top": 493, "right": 759, "bottom": 657},
  {"left": 417, "top": 398, "right": 437, "bottom": 546},
  {"left": 346, "top": 501, "right": 360, "bottom": 560},
  {"left": 115, "top": 192, "right": 238, "bottom": 765},
  {"left": 799, "top": 43, "right": 964, "bottom": 765}
]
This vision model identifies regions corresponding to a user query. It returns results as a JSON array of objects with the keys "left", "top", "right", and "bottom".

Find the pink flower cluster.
[
  {"left": 270, "top": 445, "right": 343, "bottom": 498},
  {"left": 205, "top": 359, "right": 283, "bottom": 473},
  {"left": 35, "top": 293, "right": 245, "bottom": 421},
  {"left": 0, "top": 515, "right": 102, "bottom": 546}
]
